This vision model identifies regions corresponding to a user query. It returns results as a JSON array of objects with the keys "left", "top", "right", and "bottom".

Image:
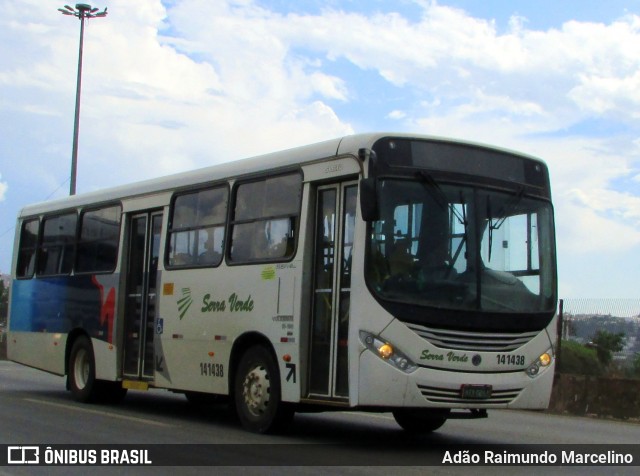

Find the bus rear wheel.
[
  {"left": 392, "top": 409, "right": 449, "bottom": 434},
  {"left": 234, "top": 346, "right": 293, "bottom": 433},
  {"left": 68, "top": 336, "right": 99, "bottom": 403},
  {"left": 68, "top": 336, "right": 127, "bottom": 404}
]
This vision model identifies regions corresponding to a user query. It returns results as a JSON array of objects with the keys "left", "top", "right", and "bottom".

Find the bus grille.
[
  {"left": 418, "top": 384, "right": 522, "bottom": 405},
  {"left": 406, "top": 323, "right": 539, "bottom": 352}
]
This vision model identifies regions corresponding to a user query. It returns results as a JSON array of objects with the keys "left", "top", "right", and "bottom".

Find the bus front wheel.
[
  {"left": 392, "top": 409, "right": 449, "bottom": 434},
  {"left": 234, "top": 345, "right": 294, "bottom": 433}
]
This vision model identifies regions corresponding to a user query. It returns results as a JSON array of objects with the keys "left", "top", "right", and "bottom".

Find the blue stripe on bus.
[{"left": 10, "top": 276, "right": 114, "bottom": 343}]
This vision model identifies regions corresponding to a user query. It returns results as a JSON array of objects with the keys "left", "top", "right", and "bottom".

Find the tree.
[{"left": 590, "top": 330, "right": 625, "bottom": 367}]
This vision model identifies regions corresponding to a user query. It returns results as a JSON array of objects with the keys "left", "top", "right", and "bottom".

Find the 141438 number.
[
  {"left": 200, "top": 362, "right": 224, "bottom": 377},
  {"left": 496, "top": 354, "right": 525, "bottom": 366}
]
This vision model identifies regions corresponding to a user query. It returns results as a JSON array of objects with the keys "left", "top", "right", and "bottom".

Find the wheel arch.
[{"left": 228, "top": 331, "right": 278, "bottom": 398}]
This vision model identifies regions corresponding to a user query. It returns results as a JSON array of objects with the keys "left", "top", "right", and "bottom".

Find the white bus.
[{"left": 8, "top": 133, "right": 557, "bottom": 433}]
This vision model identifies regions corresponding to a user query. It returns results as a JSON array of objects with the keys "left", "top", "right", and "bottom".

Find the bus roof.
[{"left": 17, "top": 132, "right": 544, "bottom": 217}]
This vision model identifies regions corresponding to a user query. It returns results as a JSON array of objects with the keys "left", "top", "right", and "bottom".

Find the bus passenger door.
[
  {"left": 123, "top": 211, "right": 162, "bottom": 380},
  {"left": 308, "top": 182, "right": 357, "bottom": 399}
]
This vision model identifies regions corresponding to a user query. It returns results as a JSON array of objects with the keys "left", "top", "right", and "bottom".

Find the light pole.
[{"left": 58, "top": 4, "right": 107, "bottom": 196}]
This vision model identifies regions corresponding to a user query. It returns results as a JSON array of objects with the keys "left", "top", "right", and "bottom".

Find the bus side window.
[
  {"left": 76, "top": 205, "right": 122, "bottom": 274},
  {"left": 229, "top": 173, "right": 301, "bottom": 264},
  {"left": 16, "top": 218, "right": 40, "bottom": 279},
  {"left": 37, "top": 213, "right": 77, "bottom": 276},
  {"left": 167, "top": 186, "right": 228, "bottom": 268},
  {"left": 264, "top": 217, "right": 295, "bottom": 258}
]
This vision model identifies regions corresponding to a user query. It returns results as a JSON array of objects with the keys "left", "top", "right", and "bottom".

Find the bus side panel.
[
  {"left": 8, "top": 275, "right": 119, "bottom": 376},
  {"left": 9, "top": 277, "right": 111, "bottom": 337},
  {"left": 153, "top": 328, "right": 233, "bottom": 394},
  {"left": 154, "top": 263, "right": 303, "bottom": 401},
  {"left": 8, "top": 331, "right": 67, "bottom": 375},
  {"left": 92, "top": 338, "right": 120, "bottom": 381},
  {"left": 154, "top": 268, "right": 236, "bottom": 394}
]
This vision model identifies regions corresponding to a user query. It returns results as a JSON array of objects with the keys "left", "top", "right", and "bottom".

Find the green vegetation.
[
  {"left": 558, "top": 339, "right": 604, "bottom": 376},
  {"left": 558, "top": 332, "right": 640, "bottom": 379},
  {"left": 591, "top": 330, "right": 625, "bottom": 367}
]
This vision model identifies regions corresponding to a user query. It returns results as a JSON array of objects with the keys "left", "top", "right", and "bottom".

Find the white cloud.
[
  {"left": 387, "top": 110, "right": 406, "bottom": 120},
  {"left": 556, "top": 201, "right": 640, "bottom": 255},
  {"left": 308, "top": 72, "right": 348, "bottom": 101},
  {"left": 87, "top": 0, "right": 640, "bottom": 301},
  {"left": 1, "top": 0, "right": 640, "bottom": 296},
  {"left": 0, "top": 174, "right": 7, "bottom": 202},
  {"left": 569, "top": 72, "right": 640, "bottom": 118},
  {"left": 567, "top": 188, "right": 640, "bottom": 227}
]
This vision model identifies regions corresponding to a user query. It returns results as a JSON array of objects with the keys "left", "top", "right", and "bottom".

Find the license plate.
[{"left": 460, "top": 384, "right": 492, "bottom": 400}]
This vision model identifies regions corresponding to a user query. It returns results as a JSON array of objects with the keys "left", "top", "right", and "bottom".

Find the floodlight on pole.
[{"left": 58, "top": 4, "right": 108, "bottom": 196}]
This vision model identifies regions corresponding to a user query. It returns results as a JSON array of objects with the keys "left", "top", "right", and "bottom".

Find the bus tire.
[
  {"left": 392, "top": 409, "right": 449, "bottom": 434},
  {"left": 68, "top": 336, "right": 99, "bottom": 403},
  {"left": 234, "top": 345, "right": 293, "bottom": 433}
]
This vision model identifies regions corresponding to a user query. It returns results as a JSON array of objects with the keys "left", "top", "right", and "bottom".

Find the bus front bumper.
[{"left": 357, "top": 349, "right": 555, "bottom": 410}]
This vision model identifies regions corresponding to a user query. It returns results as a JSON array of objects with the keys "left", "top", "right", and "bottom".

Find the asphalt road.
[{"left": 1, "top": 360, "right": 639, "bottom": 475}]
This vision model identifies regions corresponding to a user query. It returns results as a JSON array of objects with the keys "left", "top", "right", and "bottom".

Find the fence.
[
  {"left": 560, "top": 298, "right": 640, "bottom": 320},
  {"left": 558, "top": 298, "right": 640, "bottom": 364},
  {"left": 549, "top": 299, "right": 640, "bottom": 419}
]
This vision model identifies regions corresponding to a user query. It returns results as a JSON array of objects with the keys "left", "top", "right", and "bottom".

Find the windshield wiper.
[
  {"left": 450, "top": 190, "right": 468, "bottom": 270},
  {"left": 415, "top": 170, "right": 448, "bottom": 209},
  {"left": 415, "top": 171, "right": 466, "bottom": 224},
  {"left": 492, "top": 187, "right": 525, "bottom": 230},
  {"left": 415, "top": 171, "right": 468, "bottom": 276}
]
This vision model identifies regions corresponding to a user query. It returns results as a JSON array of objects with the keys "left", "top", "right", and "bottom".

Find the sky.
[{"left": 0, "top": 0, "right": 639, "bottom": 299}]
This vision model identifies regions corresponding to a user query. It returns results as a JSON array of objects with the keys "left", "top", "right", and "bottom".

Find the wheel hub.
[
  {"left": 74, "top": 348, "right": 89, "bottom": 390},
  {"left": 242, "top": 365, "right": 270, "bottom": 416}
]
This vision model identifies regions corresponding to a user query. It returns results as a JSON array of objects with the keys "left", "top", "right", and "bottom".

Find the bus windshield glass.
[{"left": 365, "top": 178, "right": 556, "bottom": 315}]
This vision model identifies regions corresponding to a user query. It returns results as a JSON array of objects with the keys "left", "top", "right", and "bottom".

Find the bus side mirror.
[{"left": 359, "top": 178, "right": 379, "bottom": 221}]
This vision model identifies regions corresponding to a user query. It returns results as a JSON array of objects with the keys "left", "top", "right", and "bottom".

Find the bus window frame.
[
  {"left": 74, "top": 202, "right": 123, "bottom": 276},
  {"left": 227, "top": 170, "right": 303, "bottom": 266},
  {"left": 36, "top": 210, "right": 79, "bottom": 278},
  {"left": 165, "top": 182, "right": 230, "bottom": 270},
  {"left": 15, "top": 217, "right": 41, "bottom": 280}
]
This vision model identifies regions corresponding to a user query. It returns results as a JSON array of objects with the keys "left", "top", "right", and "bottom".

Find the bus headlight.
[
  {"left": 360, "top": 331, "right": 418, "bottom": 374},
  {"left": 526, "top": 350, "right": 553, "bottom": 378}
]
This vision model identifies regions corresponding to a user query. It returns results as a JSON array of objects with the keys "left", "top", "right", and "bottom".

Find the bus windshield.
[{"left": 365, "top": 178, "right": 556, "bottom": 315}]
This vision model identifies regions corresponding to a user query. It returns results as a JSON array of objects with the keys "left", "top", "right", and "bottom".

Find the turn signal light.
[
  {"left": 360, "top": 331, "right": 418, "bottom": 374},
  {"left": 539, "top": 352, "right": 552, "bottom": 367},
  {"left": 378, "top": 343, "right": 393, "bottom": 359},
  {"left": 526, "top": 350, "right": 553, "bottom": 378}
]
